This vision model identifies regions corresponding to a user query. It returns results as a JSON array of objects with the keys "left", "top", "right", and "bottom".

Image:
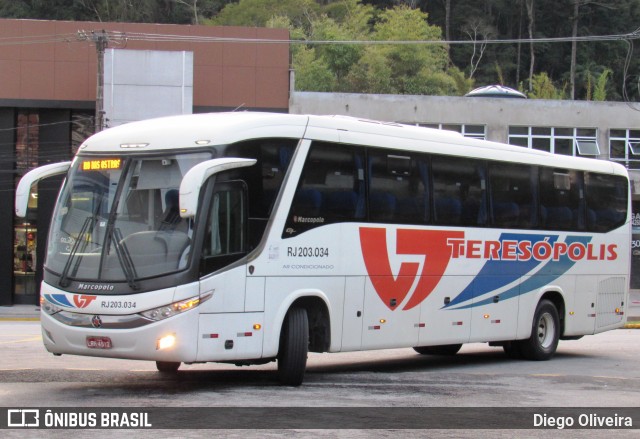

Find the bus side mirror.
[
  {"left": 15, "top": 161, "right": 72, "bottom": 218},
  {"left": 179, "top": 158, "right": 256, "bottom": 218}
]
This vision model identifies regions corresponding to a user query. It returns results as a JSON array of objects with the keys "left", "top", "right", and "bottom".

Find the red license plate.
[{"left": 86, "top": 336, "right": 113, "bottom": 349}]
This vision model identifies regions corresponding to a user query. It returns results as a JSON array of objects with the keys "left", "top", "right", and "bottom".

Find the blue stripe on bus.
[
  {"left": 443, "top": 233, "right": 557, "bottom": 309},
  {"left": 44, "top": 293, "right": 73, "bottom": 308},
  {"left": 448, "top": 235, "right": 592, "bottom": 309}
]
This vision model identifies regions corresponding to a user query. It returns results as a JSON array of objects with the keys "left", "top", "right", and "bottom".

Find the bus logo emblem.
[
  {"left": 91, "top": 315, "right": 103, "bottom": 328},
  {"left": 359, "top": 227, "right": 463, "bottom": 311},
  {"left": 73, "top": 295, "right": 97, "bottom": 308}
]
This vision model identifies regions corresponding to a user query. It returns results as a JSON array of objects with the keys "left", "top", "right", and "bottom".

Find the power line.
[
  {"left": 112, "top": 28, "right": 640, "bottom": 45},
  {"left": 0, "top": 28, "right": 640, "bottom": 47}
]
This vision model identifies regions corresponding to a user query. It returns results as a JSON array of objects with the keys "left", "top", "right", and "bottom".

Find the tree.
[
  {"left": 525, "top": 72, "right": 566, "bottom": 99},
  {"left": 0, "top": 0, "right": 229, "bottom": 23},
  {"left": 209, "top": 0, "right": 319, "bottom": 27},
  {"left": 569, "top": 0, "right": 618, "bottom": 99},
  {"left": 461, "top": 17, "right": 495, "bottom": 79},
  {"left": 525, "top": 0, "right": 535, "bottom": 92},
  {"left": 592, "top": 68, "right": 611, "bottom": 101},
  {"left": 344, "top": 6, "right": 457, "bottom": 95}
]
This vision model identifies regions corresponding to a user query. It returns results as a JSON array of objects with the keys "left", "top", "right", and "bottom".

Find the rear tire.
[
  {"left": 156, "top": 361, "right": 180, "bottom": 373},
  {"left": 413, "top": 344, "right": 462, "bottom": 356},
  {"left": 277, "top": 307, "right": 309, "bottom": 386},
  {"left": 519, "top": 299, "right": 560, "bottom": 361}
]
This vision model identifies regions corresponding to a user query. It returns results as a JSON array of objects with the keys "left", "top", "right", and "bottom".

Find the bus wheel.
[
  {"left": 413, "top": 344, "right": 462, "bottom": 356},
  {"left": 520, "top": 299, "right": 560, "bottom": 361},
  {"left": 277, "top": 307, "right": 309, "bottom": 386},
  {"left": 156, "top": 361, "right": 181, "bottom": 373}
]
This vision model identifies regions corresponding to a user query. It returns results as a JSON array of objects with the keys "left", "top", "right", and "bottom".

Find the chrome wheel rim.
[{"left": 537, "top": 312, "right": 555, "bottom": 349}]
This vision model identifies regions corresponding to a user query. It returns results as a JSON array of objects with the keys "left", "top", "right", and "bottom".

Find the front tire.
[
  {"left": 413, "top": 344, "right": 462, "bottom": 356},
  {"left": 277, "top": 307, "right": 309, "bottom": 386},
  {"left": 519, "top": 299, "right": 560, "bottom": 361}
]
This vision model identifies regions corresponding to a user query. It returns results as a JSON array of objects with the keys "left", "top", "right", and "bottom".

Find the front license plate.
[{"left": 86, "top": 336, "right": 112, "bottom": 349}]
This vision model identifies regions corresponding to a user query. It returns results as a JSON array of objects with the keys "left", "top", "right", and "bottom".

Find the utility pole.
[{"left": 78, "top": 30, "right": 109, "bottom": 133}]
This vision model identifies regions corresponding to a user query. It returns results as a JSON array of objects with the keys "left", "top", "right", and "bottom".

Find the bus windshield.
[{"left": 47, "top": 151, "right": 211, "bottom": 286}]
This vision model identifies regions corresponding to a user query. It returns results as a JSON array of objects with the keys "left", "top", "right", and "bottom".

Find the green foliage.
[
  {"left": 0, "top": 0, "right": 229, "bottom": 24},
  {"left": 449, "top": 66, "right": 475, "bottom": 96},
  {"left": 292, "top": 46, "right": 336, "bottom": 92},
  {"left": 209, "top": 0, "right": 319, "bottom": 27},
  {"left": 4, "top": 0, "right": 636, "bottom": 99},
  {"left": 527, "top": 72, "right": 566, "bottom": 100},
  {"left": 293, "top": 4, "right": 465, "bottom": 95},
  {"left": 593, "top": 68, "right": 612, "bottom": 101}
]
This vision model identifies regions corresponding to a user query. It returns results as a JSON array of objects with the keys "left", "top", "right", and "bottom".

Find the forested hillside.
[{"left": 2, "top": 0, "right": 639, "bottom": 100}]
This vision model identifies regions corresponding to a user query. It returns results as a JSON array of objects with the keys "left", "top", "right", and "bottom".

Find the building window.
[
  {"left": 609, "top": 129, "right": 640, "bottom": 169},
  {"left": 508, "top": 126, "right": 599, "bottom": 158},
  {"left": 416, "top": 123, "right": 486, "bottom": 140},
  {"left": 15, "top": 110, "right": 39, "bottom": 178}
]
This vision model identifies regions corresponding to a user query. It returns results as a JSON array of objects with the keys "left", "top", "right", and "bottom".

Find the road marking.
[
  {"left": 593, "top": 375, "right": 629, "bottom": 380},
  {"left": 0, "top": 317, "right": 40, "bottom": 322}
]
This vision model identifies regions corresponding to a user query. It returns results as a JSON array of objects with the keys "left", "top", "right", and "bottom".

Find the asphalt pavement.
[{"left": 1, "top": 291, "right": 639, "bottom": 326}]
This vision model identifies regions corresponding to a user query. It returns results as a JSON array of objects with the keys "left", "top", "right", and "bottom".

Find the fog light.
[{"left": 157, "top": 334, "right": 176, "bottom": 350}]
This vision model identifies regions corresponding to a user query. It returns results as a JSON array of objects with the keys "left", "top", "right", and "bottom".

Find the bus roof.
[{"left": 78, "top": 112, "right": 627, "bottom": 178}]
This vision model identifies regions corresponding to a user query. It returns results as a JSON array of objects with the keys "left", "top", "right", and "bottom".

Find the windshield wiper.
[
  {"left": 110, "top": 227, "right": 139, "bottom": 291},
  {"left": 59, "top": 216, "right": 94, "bottom": 288}
]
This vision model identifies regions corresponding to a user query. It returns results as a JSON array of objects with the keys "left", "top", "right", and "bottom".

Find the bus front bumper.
[{"left": 40, "top": 309, "right": 199, "bottom": 362}]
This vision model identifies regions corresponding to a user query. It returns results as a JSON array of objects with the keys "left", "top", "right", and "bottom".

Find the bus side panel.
[
  {"left": 199, "top": 265, "right": 247, "bottom": 314},
  {"left": 594, "top": 275, "right": 628, "bottom": 333},
  {"left": 360, "top": 277, "right": 420, "bottom": 350},
  {"left": 342, "top": 275, "right": 365, "bottom": 351},
  {"left": 417, "top": 276, "right": 472, "bottom": 347},
  {"left": 196, "top": 312, "right": 264, "bottom": 362},
  {"left": 564, "top": 275, "right": 598, "bottom": 336},
  {"left": 468, "top": 275, "right": 520, "bottom": 343}
]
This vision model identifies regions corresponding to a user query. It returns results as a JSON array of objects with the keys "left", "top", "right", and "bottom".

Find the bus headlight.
[
  {"left": 41, "top": 296, "right": 63, "bottom": 315},
  {"left": 140, "top": 295, "right": 208, "bottom": 321}
]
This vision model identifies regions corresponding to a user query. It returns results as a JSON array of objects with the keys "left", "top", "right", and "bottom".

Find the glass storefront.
[{"left": 13, "top": 223, "right": 37, "bottom": 297}]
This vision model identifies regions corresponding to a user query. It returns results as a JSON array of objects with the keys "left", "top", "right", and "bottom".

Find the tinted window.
[
  {"left": 432, "top": 156, "right": 487, "bottom": 226},
  {"left": 489, "top": 163, "right": 537, "bottom": 228},
  {"left": 225, "top": 138, "right": 298, "bottom": 218},
  {"left": 539, "top": 168, "right": 583, "bottom": 230},
  {"left": 368, "top": 149, "right": 429, "bottom": 224},
  {"left": 285, "top": 142, "right": 365, "bottom": 236},
  {"left": 201, "top": 181, "right": 247, "bottom": 274},
  {"left": 585, "top": 173, "right": 628, "bottom": 232}
]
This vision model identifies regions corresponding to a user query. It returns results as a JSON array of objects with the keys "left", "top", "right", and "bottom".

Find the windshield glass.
[{"left": 47, "top": 152, "right": 211, "bottom": 285}]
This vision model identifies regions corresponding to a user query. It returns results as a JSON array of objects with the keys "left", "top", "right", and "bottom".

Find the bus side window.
[
  {"left": 489, "top": 162, "right": 537, "bottom": 228},
  {"left": 540, "top": 168, "right": 583, "bottom": 231},
  {"left": 201, "top": 181, "right": 248, "bottom": 275},
  {"left": 368, "top": 149, "right": 429, "bottom": 224},
  {"left": 585, "top": 172, "right": 628, "bottom": 232},
  {"left": 432, "top": 156, "right": 487, "bottom": 227},
  {"left": 284, "top": 142, "right": 365, "bottom": 237}
]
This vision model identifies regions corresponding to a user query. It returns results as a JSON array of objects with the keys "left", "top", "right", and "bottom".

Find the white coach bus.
[{"left": 16, "top": 112, "right": 630, "bottom": 385}]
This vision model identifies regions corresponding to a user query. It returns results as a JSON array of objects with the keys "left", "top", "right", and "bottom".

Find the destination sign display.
[{"left": 81, "top": 159, "right": 122, "bottom": 171}]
